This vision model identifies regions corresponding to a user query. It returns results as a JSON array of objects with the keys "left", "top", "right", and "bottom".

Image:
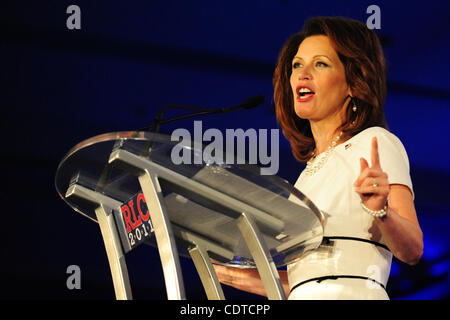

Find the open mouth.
[{"left": 297, "top": 86, "right": 315, "bottom": 100}]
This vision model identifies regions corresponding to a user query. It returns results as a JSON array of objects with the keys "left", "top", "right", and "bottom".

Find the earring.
[{"left": 350, "top": 97, "right": 357, "bottom": 125}]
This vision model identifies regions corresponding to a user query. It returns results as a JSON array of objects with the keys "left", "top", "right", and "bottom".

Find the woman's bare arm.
[
  {"left": 374, "top": 184, "right": 423, "bottom": 265},
  {"left": 212, "top": 264, "right": 290, "bottom": 298},
  {"left": 354, "top": 137, "right": 423, "bottom": 265}
]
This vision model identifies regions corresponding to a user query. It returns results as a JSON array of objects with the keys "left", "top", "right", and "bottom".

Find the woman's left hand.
[{"left": 353, "top": 137, "right": 389, "bottom": 211}]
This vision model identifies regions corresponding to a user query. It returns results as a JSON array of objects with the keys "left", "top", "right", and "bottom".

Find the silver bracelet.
[{"left": 360, "top": 200, "right": 388, "bottom": 219}]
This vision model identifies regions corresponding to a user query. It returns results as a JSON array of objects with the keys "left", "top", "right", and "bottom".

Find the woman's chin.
[{"left": 294, "top": 107, "right": 313, "bottom": 120}]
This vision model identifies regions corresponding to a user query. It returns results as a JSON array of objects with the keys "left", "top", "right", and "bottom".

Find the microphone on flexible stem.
[
  {"left": 134, "top": 94, "right": 265, "bottom": 158},
  {"left": 137, "top": 94, "right": 265, "bottom": 134}
]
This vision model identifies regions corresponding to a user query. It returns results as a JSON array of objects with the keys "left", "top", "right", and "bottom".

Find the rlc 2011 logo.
[
  {"left": 121, "top": 193, "right": 150, "bottom": 232},
  {"left": 120, "top": 192, "right": 154, "bottom": 249}
]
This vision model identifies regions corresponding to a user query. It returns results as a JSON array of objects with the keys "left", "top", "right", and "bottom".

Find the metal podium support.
[
  {"left": 56, "top": 131, "right": 324, "bottom": 301},
  {"left": 237, "top": 213, "right": 286, "bottom": 299},
  {"left": 66, "top": 182, "right": 235, "bottom": 300},
  {"left": 173, "top": 226, "right": 231, "bottom": 300},
  {"left": 138, "top": 172, "right": 186, "bottom": 300},
  {"left": 65, "top": 184, "right": 133, "bottom": 300},
  {"left": 188, "top": 246, "right": 224, "bottom": 300},
  {"left": 109, "top": 148, "right": 287, "bottom": 300}
]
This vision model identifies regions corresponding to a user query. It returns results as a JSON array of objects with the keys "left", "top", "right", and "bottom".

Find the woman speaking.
[{"left": 213, "top": 16, "right": 423, "bottom": 300}]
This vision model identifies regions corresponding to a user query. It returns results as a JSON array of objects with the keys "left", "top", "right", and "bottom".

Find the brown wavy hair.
[{"left": 273, "top": 16, "right": 388, "bottom": 162}]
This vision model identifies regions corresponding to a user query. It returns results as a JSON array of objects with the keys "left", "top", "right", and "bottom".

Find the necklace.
[{"left": 304, "top": 131, "right": 343, "bottom": 176}]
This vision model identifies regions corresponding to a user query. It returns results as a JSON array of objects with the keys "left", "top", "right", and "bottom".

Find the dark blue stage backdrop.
[{"left": 1, "top": 0, "right": 449, "bottom": 300}]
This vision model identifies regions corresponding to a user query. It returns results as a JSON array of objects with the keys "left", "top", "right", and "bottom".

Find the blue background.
[{"left": 1, "top": 0, "right": 449, "bottom": 300}]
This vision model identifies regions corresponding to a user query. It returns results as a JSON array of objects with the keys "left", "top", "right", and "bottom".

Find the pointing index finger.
[{"left": 371, "top": 136, "right": 380, "bottom": 168}]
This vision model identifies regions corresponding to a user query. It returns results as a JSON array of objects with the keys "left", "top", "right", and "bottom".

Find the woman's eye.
[
  {"left": 316, "top": 61, "right": 328, "bottom": 68},
  {"left": 292, "top": 62, "right": 302, "bottom": 69}
]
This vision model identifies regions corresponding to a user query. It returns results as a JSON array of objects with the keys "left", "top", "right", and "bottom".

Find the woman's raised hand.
[{"left": 353, "top": 137, "right": 389, "bottom": 211}]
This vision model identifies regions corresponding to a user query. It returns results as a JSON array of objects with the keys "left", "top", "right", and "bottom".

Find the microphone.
[
  {"left": 216, "top": 94, "right": 265, "bottom": 112},
  {"left": 137, "top": 94, "right": 265, "bottom": 133}
]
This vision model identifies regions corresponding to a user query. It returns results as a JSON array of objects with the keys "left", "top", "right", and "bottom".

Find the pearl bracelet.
[{"left": 360, "top": 200, "right": 387, "bottom": 219}]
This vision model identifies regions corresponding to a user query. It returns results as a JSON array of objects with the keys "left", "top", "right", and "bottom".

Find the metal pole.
[
  {"left": 95, "top": 204, "right": 133, "bottom": 300},
  {"left": 139, "top": 172, "right": 186, "bottom": 300},
  {"left": 188, "top": 246, "right": 225, "bottom": 300},
  {"left": 237, "top": 212, "right": 286, "bottom": 300},
  {"left": 66, "top": 184, "right": 133, "bottom": 300}
]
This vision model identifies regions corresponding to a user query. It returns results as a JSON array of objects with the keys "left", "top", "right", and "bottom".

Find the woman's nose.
[
  {"left": 298, "top": 68, "right": 312, "bottom": 80},
  {"left": 297, "top": 67, "right": 312, "bottom": 80}
]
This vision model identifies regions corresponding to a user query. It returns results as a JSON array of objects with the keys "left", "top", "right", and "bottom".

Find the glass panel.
[{"left": 55, "top": 131, "right": 324, "bottom": 266}]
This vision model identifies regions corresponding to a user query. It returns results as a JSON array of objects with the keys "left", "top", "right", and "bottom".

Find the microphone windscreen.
[{"left": 241, "top": 95, "right": 265, "bottom": 109}]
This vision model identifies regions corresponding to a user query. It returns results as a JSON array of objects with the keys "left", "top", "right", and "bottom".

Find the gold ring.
[{"left": 372, "top": 178, "right": 378, "bottom": 187}]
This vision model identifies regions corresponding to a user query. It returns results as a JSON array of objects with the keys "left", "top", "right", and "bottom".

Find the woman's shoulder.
[
  {"left": 353, "top": 126, "right": 391, "bottom": 138},
  {"left": 344, "top": 126, "right": 410, "bottom": 166},
  {"left": 350, "top": 126, "right": 404, "bottom": 146}
]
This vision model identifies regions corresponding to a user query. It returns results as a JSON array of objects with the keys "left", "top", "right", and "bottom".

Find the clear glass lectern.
[{"left": 55, "top": 131, "right": 324, "bottom": 300}]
